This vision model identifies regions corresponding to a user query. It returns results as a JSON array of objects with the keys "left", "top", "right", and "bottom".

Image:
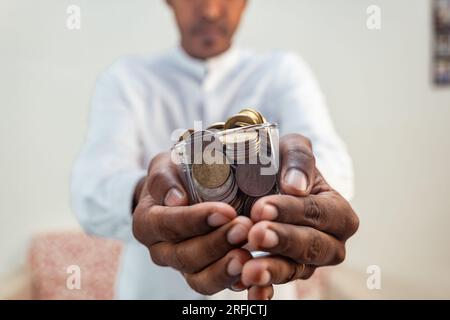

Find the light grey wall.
[{"left": 1, "top": 0, "right": 449, "bottom": 297}]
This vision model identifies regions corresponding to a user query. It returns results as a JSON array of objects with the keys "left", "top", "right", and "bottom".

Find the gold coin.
[
  {"left": 192, "top": 160, "right": 231, "bottom": 189},
  {"left": 239, "top": 108, "right": 264, "bottom": 124},
  {"left": 238, "top": 111, "right": 259, "bottom": 124},
  {"left": 224, "top": 114, "right": 259, "bottom": 129},
  {"left": 194, "top": 170, "right": 235, "bottom": 202},
  {"left": 207, "top": 122, "right": 226, "bottom": 131}
]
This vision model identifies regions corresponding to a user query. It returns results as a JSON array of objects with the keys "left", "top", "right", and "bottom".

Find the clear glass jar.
[{"left": 171, "top": 123, "right": 280, "bottom": 217}]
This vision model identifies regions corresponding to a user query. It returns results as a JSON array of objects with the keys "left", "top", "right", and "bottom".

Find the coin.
[
  {"left": 178, "top": 129, "right": 195, "bottom": 142},
  {"left": 175, "top": 108, "right": 278, "bottom": 209},
  {"left": 220, "top": 130, "right": 260, "bottom": 164},
  {"left": 219, "top": 179, "right": 239, "bottom": 203},
  {"left": 230, "top": 191, "right": 246, "bottom": 215},
  {"left": 224, "top": 114, "right": 259, "bottom": 129},
  {"left": 186, "top": 130, "right": 222, "bottom": 165},
  {"left": 194, "top": 169, "right": 234, "bottom": 201},
  {"left": 239, "top": 108, "right": 264, "bottom": 124},
  {"left": 207, "top": 122, "right": 226, "bottom": 131},
  {"left": 193, "top": 160, "right": 230, "bottom": 189},
  {"left": 242, "top": 196, "right": 258, "bottom": 217},
  {"left": 220, "top": 130, "right": 258, "bottom": 145},
  {"left": 235, "top": 162, "right": 277, "bottom": 197}
]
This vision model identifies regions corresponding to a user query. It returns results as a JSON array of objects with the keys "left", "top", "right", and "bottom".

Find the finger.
[
  {"left": 146, "top": 152, "right": 188, "bottom": 206},
  {"left": 251, "top": 192, "right": 359, "bottom": 240},
  {"left": 279, "top": 133, "right": 316, "bottom": 196},
  {"left": 248, "top": 221, "right": 346, "bottom": 266},
  {"left": 247, "top": 286, "right": 274, "bottom": 300},
  {"left": 133, "top": 200, "right": 237, "bottom": 245},
  {"left": 241, "top": 256, "right": 316, "bottom": 287},
  {"left": 149, "top": 216, "right": 253, "bottom": 273},
  {"left": 230, "top": 280, "right": 247, "bottom": 292},
  {"left": 183, "top": 249, "right": 252, "bottom": 296}
]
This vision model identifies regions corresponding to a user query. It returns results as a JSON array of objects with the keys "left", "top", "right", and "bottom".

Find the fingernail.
[
  {"left": 227, "top": 224, "right": 248, "bottom": 245},
  {"left": 261, "top": 205, "right": 278, "bottom": 220},
  {"left": 261, "top": 229, "right": 278, "bottom": 249},
  {"left": 227, "top": 258, "right": 243, "bottom": 276},
  {"left": 208, "top": 212, "right": 231, "bottom": 227},
  {"left": 164, "top": 188, "right": 184, "bottom": 206},
  {"left": 258, "top": 270, "right": 271, "bottom": 286},
  {"left": 284, "top": 169, "right": 308, "bottom": 192}
]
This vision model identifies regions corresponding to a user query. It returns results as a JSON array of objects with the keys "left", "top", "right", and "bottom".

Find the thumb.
[{"left": 279, "top": 134, "right": 316, "bottom": 196}]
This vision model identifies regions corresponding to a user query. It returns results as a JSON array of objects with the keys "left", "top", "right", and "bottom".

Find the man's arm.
[{"left": 71, "top": 60, "right": 146, "bottom": 241}]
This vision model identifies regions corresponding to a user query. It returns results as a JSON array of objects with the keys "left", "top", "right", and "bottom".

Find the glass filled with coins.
[{"left": 172, "top": 108, "right": 280, "bottom": 217}]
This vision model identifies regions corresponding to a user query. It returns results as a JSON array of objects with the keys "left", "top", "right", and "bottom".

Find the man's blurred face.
[{"left": 167, "top": 0, "right": 247, "bottom": 59}]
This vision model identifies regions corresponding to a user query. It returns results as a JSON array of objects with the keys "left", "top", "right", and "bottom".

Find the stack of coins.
[
  {"left": 220, "top": 130, "right": 260, "bottom": 164},
  {"left": 176, "top": 108, "right": 278, "bottom": 216}
]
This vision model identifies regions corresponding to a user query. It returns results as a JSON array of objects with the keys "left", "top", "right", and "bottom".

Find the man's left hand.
[{"left": 241, "top": 134, "right": 360, "bottom": 299}]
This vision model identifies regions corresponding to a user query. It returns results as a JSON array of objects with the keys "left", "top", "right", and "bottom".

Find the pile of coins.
[{"left": 176, "top": 108, "right": 278, "bottom": 216}]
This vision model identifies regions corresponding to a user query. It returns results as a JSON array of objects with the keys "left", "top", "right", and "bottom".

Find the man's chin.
[
  {"left": 197, "top": 38, "right": 230, "bottom": 59},
  {"left": 181, "top": 35, "right": 230, "bottom": 60}
]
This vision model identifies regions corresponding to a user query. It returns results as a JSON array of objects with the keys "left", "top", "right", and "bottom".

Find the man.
[{"left": 71, "top": 0, "right": 359, "bottom": 299}]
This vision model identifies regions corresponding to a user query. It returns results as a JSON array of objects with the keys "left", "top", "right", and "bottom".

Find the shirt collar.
[{"left": 170, "top": 45, "right": 240, "bottom": 82}]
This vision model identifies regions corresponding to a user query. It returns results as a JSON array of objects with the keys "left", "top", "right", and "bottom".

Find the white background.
[{"left": 1, "top": 0, "right": 449, "bottom": 298}]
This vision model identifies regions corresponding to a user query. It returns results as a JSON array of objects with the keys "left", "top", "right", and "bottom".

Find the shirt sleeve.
[
  {"left": 71, "top": 60, "right": 147, "bottom": 242},
  {"left": 262, "top": 53, "right": 354, "bottom": 200}
]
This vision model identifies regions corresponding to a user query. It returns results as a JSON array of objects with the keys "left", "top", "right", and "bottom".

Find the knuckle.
[
  {"left": 285, "top": 145, "right": 315, "bottom": 162},
  {"left": 148, "top": 168, "right": 167, "bottom": 187},
  {"left": 148, "top": 152, "right": 169, "bottom": 173},
  {"left": 276, "top": 226, "right": 292, "bottom": 256},
  {"left": 348, "top": 212, "right": 360, "bottom": 236},
  {"left": 301, "top": 135, "right": 313, "bottom": 149},
  {"left": 185, "top": 275, "right": 215, "bottom": 296},
  {"left": 173, "top": 244, "right": 191, "bottom": 272},
  {"left": 302, "top": 148, "right": 315, "bottom": 164},
  {"left": 204, "top": 235, "right": 227, "bottom": 260},
  {"left": 283, "top": 147, "right": 316, "bottom": 177},
  {"left": 304, "top": 196, "right": 326, "bottom": 228},
  {"left": 158, "top": 214, "right": 182, "bottom": 242},
  {"left": 132, "top": 209, "right": 144, "bottom": 242},
  {"left": 284, "top": 133, "right": 312, "bottom": 149},
  {"left": 333, "top": 245, "right": 346, "bottom": 265},
  {"left": 132, "top": 204, "right": 153, "bottom": 245},
  {"left": 303, "top": 232, "right": 323, "bottom": 263},
  {"left": 184, "top": 275, "right": 202, "bottom": 294},
  {"left": 147, "top": 207, "right": 163, "bottom": 238},
  {"left": 149, "top": 247, "right": 167, "bottom": 267},
  {"left": 339, "top": 198, "right": 359, "bottom": 239}
]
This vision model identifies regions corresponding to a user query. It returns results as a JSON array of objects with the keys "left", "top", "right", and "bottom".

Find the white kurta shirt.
[{"left": 71, "top": 46, "right": 354, "bottom": 299}]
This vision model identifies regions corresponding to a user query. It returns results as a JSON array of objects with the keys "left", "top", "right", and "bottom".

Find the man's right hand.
[{"left": 132, "top": 152, "right": 253, "bottom": 295}]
